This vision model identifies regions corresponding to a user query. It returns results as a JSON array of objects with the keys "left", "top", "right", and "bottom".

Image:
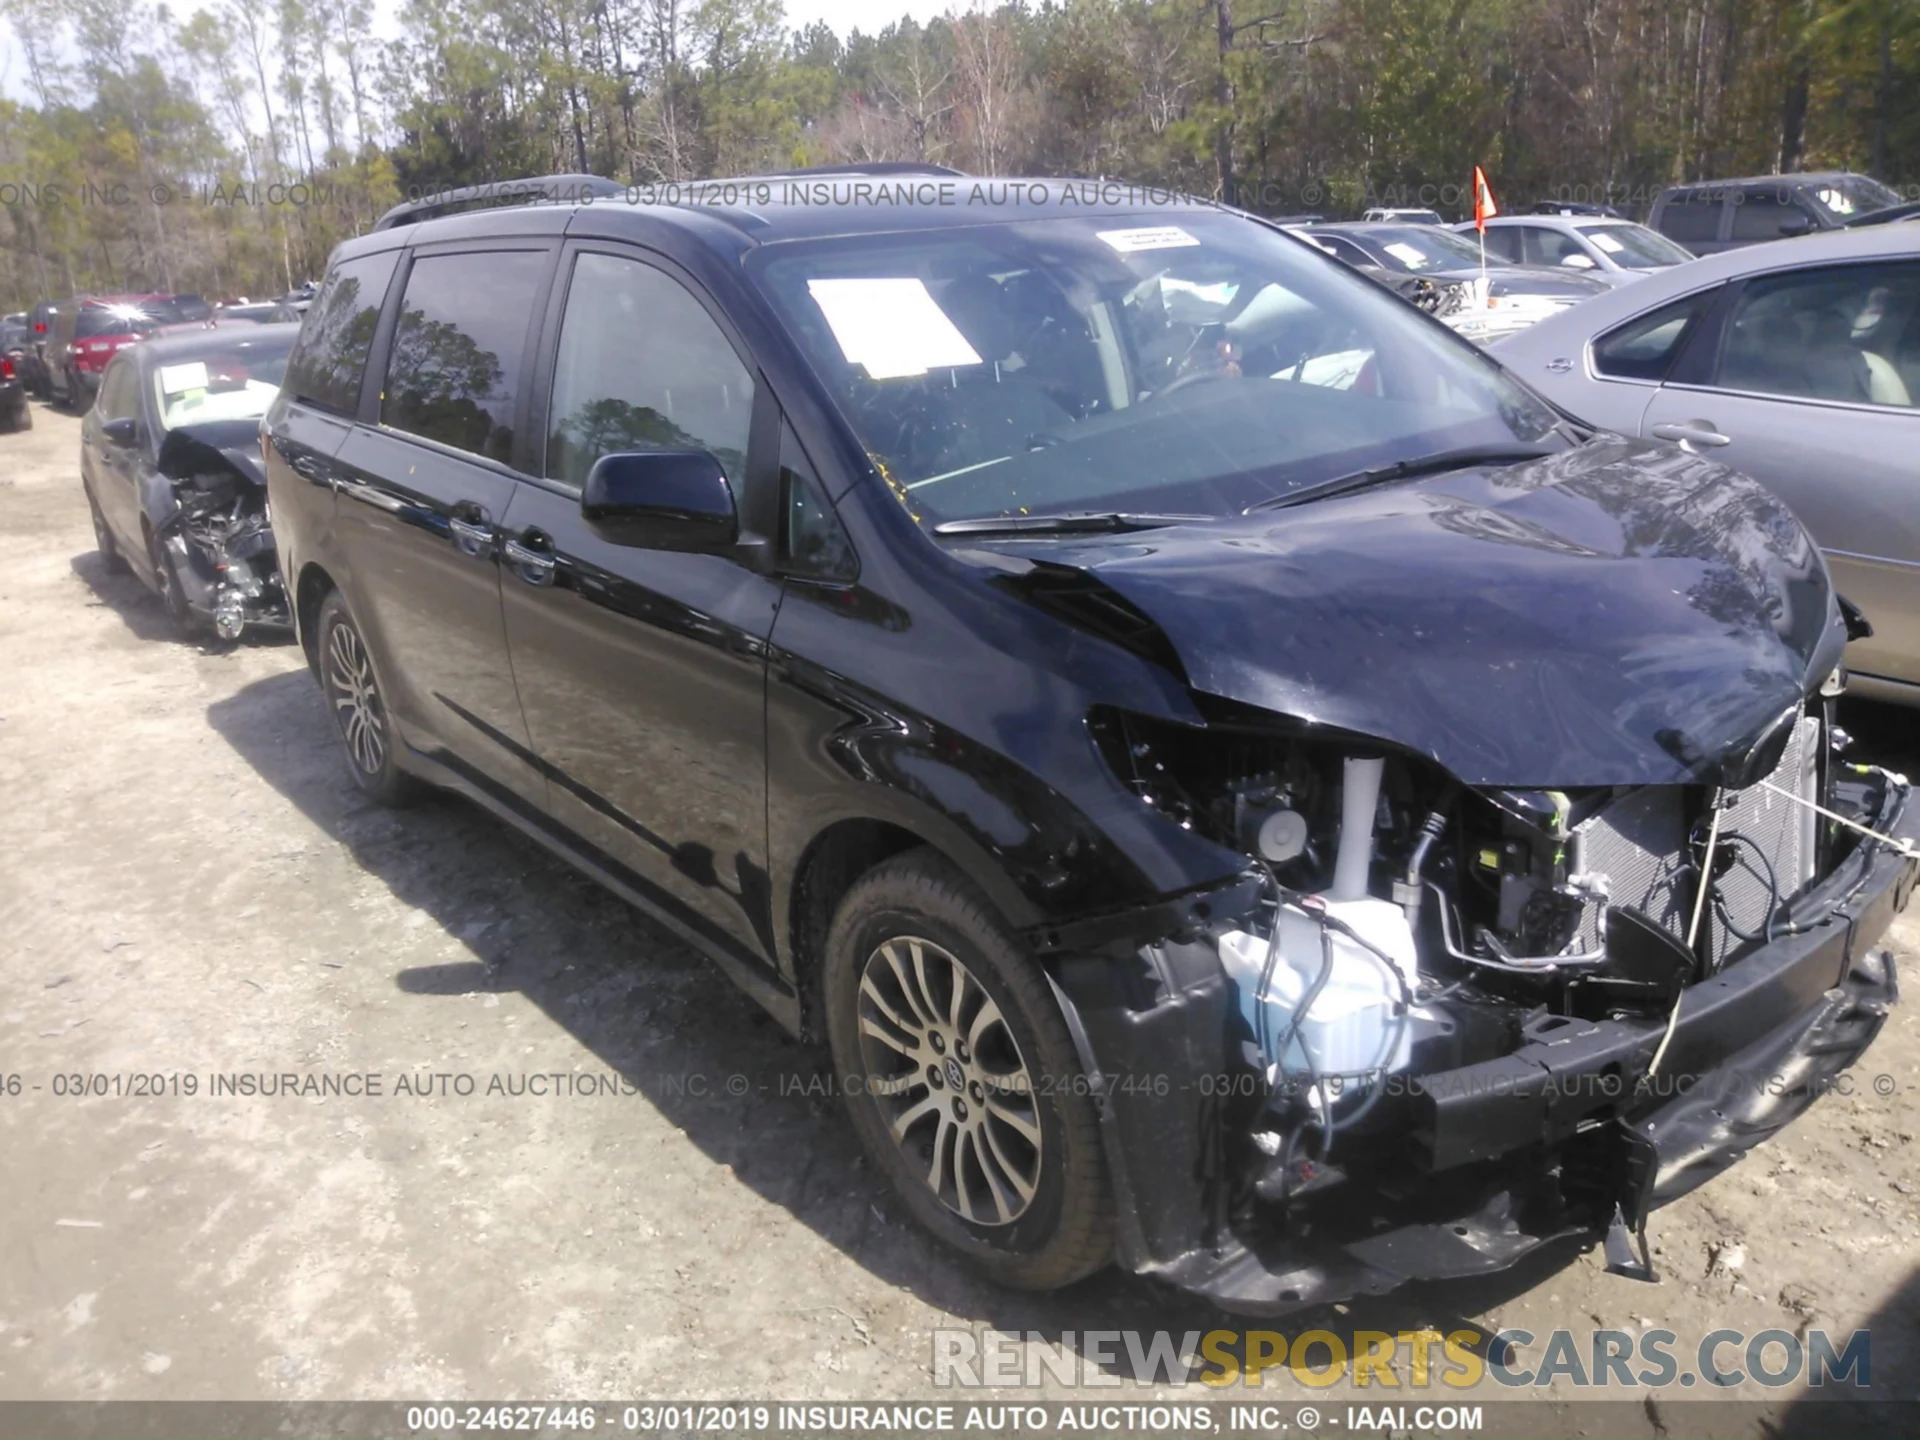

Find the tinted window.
[
  {"left": 1592, "top": 289, "right": 1719, "bottom": 381},
  {"left": 285, "top": 250, "right": 399, "bottom": 416},
  {"left": 1729, "top": 190, "right": 1809, "bottom": 242},
  {"left": 74, "top": 308, "right": 147, "bottom": 339},
  {"left": 97, "top": 358, "right": 138, "bottom": 421},
  {"left": 545, "top": 252, "right": 755, "bottom": 491},
  {"left": 1658, "top": 193, "right": 1723, "bottom": 244},
  {"left": 382, "top": 250, "right": 547, "bottom": 463},
  {"left": 1716, "top": 261, "right": 1918, "bottom": 407},
  {"left": 779, "top": 425, "right": 856, "bottom": 580},
  {"left": 1480, "top": 228, "right": 1523, "bottom": 263},
  {"left": 1522, "top": 227, "right": 1592, "bottom": 267}
]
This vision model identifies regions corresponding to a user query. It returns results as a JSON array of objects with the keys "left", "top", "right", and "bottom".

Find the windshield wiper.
[
  {"left": 932, "top": 511, "right": 1211, "bottom": 537},
  {"left": 1244, "top": 443, "right": 1560, "bottom": 514}
]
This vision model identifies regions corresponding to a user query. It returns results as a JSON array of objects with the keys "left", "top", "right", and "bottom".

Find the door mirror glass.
[
  {"left": 102, "top": 416, "right": 138, "bottom": 448},
  {"left": 1777, "top": 211, "right": 1814, "bottom": 238},
  {"left": 581, "top": 450, "right": 739, "bottom": 552}
]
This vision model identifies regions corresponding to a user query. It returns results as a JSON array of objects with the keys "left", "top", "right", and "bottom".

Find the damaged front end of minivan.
[
  {"left": 1003, "top": 444, "right": 1918, "bottom": 1313},
  {"left": 149, "top": 420, "right": 289, "bottom": 640}
]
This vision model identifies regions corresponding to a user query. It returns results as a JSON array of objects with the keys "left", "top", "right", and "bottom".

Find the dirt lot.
[{"left": 2, "top": 400, "right": 1918, "bottom": 1428}]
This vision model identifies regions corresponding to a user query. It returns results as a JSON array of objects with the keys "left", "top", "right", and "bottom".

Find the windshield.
[
  {"left": 151, "top": 341, "right": 292, "bottom": 431},
  {"left": 1807, "top": 176, "right": 1900, "bottom": 218},
  {"left": 752, "top": 212, "right": 1560, "bottom": 526},
  {"left": 1347, "top": 226, "right": 1484, "bottom": 272},
  {"left": 1579, "top": 222, "right": 1693, "bottom": 268}
]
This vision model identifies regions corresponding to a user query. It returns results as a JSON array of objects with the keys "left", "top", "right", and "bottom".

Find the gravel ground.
[{"left": 2, "top": 400, "right": 1917, "bottom": 1431}]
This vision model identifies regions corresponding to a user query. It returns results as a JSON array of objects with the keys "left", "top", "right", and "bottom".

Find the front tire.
[
  {"left": 146, "top": 527, "right": 200, "bottom": 638},
  {"left": 85, "top": 484, "right": 126, "bottom": 573},
  {"left": 315, "top": 590, "right": 419, "bottom": 806},
  {"left": 824, "top": 849, "right": 1113, "bottom": 1290}
]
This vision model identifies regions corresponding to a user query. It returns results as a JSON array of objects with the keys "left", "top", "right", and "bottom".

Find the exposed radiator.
[{"left": 1573, "top": 715, "right": 1821, "bottom": 968}]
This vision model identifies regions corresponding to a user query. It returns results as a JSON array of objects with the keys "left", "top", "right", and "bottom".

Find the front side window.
[
  {"left": 284, "top": 249, "right": 399, "bottom": 416},
  {"left": 1522, "top": 227, "right": 1593, "bottom": 268},
  {"left": 1716, "top": 261, "right": 1918, "bottom": 407},
  {"left": 545, "top": 252, "right": 755, "bottom": 491},
  {"left": 1479, "top": 228, "right": 1523, "bottom": 263},
  {"left": 779, "top": 425, "right": 856, "bottom": 581},
  {"left": 751, "top": 211, "right": 1561, "bottom": 526},
  {"left": 97, "top": 358, "right": 137, "bottom": 421},
  {"left": 1592, "top": 289, "right": 1720, "bottom": 382},
  {"left": 1730, "top": 190, "right": 1810, "bottom": 242},
  {"left": 382, "top": 250, "right": 548, "bottom": 464}
]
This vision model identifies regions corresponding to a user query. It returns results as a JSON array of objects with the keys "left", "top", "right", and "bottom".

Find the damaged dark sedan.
[
  {"left": 264, "top": 175, "right": 1918, "bottom": 1312},
  {"left": 82, "top": 324, "right": 296, "bottom": 640}
]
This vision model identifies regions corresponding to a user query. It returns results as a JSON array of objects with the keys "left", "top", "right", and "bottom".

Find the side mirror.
[
  {"left": 1778, "top": 212, "right": 1814, "bottom": 237},
  {"left": 1560, "top": 252, "right": 1597, "bottom": 269},
  {"left": 102, "top": 417, "right": 138, "bottom": 448},
  {"left": 580, "top": 450, "right": 739, "bottom": 553}
]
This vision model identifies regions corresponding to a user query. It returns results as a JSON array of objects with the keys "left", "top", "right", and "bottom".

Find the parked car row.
[
  {"left": 1496, "top": 222, "right": 1920, "bottom": 703},
  {"left": 18, "top": 167, "right": 1917, "bottom": 1321}
]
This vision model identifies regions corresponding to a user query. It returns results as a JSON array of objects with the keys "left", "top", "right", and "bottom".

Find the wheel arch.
[{"left": 294, "top": 561, "right": 338, "bottom": 674}]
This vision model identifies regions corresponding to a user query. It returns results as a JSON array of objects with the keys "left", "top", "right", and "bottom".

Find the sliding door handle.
[{"left": 503, "top": 531, "right": 557, "bottom": 586}]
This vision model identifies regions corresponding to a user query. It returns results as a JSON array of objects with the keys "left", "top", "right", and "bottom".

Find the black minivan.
[{"left": 262, "top": 172, "right": 1917, "bottom": 1312}]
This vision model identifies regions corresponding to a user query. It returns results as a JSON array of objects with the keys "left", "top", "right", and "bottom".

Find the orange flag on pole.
[{"left": 1472, "top": 165, "right": 1500, "bottom": 231}]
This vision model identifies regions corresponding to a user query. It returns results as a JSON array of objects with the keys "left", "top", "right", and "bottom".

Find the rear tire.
[
  {"left": 315, "top": 590, "right": 420, "bottom": 806},
  {"left": 823, "top": 849, "right": 1113, "bottom": 1290}
]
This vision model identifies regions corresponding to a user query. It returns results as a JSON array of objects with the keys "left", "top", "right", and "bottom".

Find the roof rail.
[
  {"left": 766, "top": 163, "right": 966, "bottom": 179},
  {"left": 373, "top": 174, "right": 627, "bottom": 232}
]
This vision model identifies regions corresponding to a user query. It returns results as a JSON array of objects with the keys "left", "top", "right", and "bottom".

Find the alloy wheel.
[
  {"left": 326, "top": 619, "right": 388, "bottom": 775},
  {"left": 855, "top": 935, "right": 1043, "bottom": 1226}
]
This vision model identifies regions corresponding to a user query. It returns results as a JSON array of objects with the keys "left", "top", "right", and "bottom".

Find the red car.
[{"left": 48, "top": 294, "right": 207, "bottom": 411}]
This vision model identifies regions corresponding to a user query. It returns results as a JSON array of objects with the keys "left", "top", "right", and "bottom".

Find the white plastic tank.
[{"left": 1218, "top": 897, "right": 1418, "bottom": 1082}]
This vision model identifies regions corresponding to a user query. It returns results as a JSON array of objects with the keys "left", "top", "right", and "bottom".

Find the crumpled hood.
[
  {"left": 1022, "top": 438, "right": 1844, "bottom": 787},
  {"left": 155, "top": 419, "right": 267, "bottom": 487}
]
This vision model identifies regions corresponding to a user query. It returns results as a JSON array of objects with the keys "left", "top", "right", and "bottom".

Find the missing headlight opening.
[{"left": 1080, "top": 699, "right": 1910, "bottom": 1309}]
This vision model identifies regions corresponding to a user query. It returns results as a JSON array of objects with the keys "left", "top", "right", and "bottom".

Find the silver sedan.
[{"left": 1495, "top": 226, "right": 1920, "bottom": 702}]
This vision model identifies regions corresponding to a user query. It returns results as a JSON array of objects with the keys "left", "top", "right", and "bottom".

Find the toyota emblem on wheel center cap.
[{"left": 944, "top": 1057, "right": 966, "bottom": 1091}]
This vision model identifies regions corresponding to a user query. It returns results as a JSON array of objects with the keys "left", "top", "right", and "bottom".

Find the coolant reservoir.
[{"left": 1218, "top": 897, "right": 1419, "bottom": 1082}]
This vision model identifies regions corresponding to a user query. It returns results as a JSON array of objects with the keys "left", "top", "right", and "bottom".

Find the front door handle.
[
  {"left": 448, "top": 514, "right": 497, "bottom": 558},
  {"left": 1650, "top": 419, "right": 1731, "bottom": 452},
  {"left": 502, "top": 530, "right": 557, "bottom": 587}
]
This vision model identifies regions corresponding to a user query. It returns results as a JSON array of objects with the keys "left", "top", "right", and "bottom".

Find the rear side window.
[
  {"left": 544, "top": 251, "right": 755, "bottom": 490},
  {"left": 1592, "top": 289, "right": 1719, "bottom": 381},
  {"left": 285, "top": 250, "right": 399, "bottom": 416},
  {"left": 1657, "top": 193, "right": 1723, "bottom": 245},
  {"left": 381, "top": 250, "right": 548, "bottom": 464}
]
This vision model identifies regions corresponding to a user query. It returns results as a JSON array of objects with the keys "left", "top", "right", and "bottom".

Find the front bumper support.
[{"left": 1053, "top": 778, "right": 1916, "bottom": 1314}]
